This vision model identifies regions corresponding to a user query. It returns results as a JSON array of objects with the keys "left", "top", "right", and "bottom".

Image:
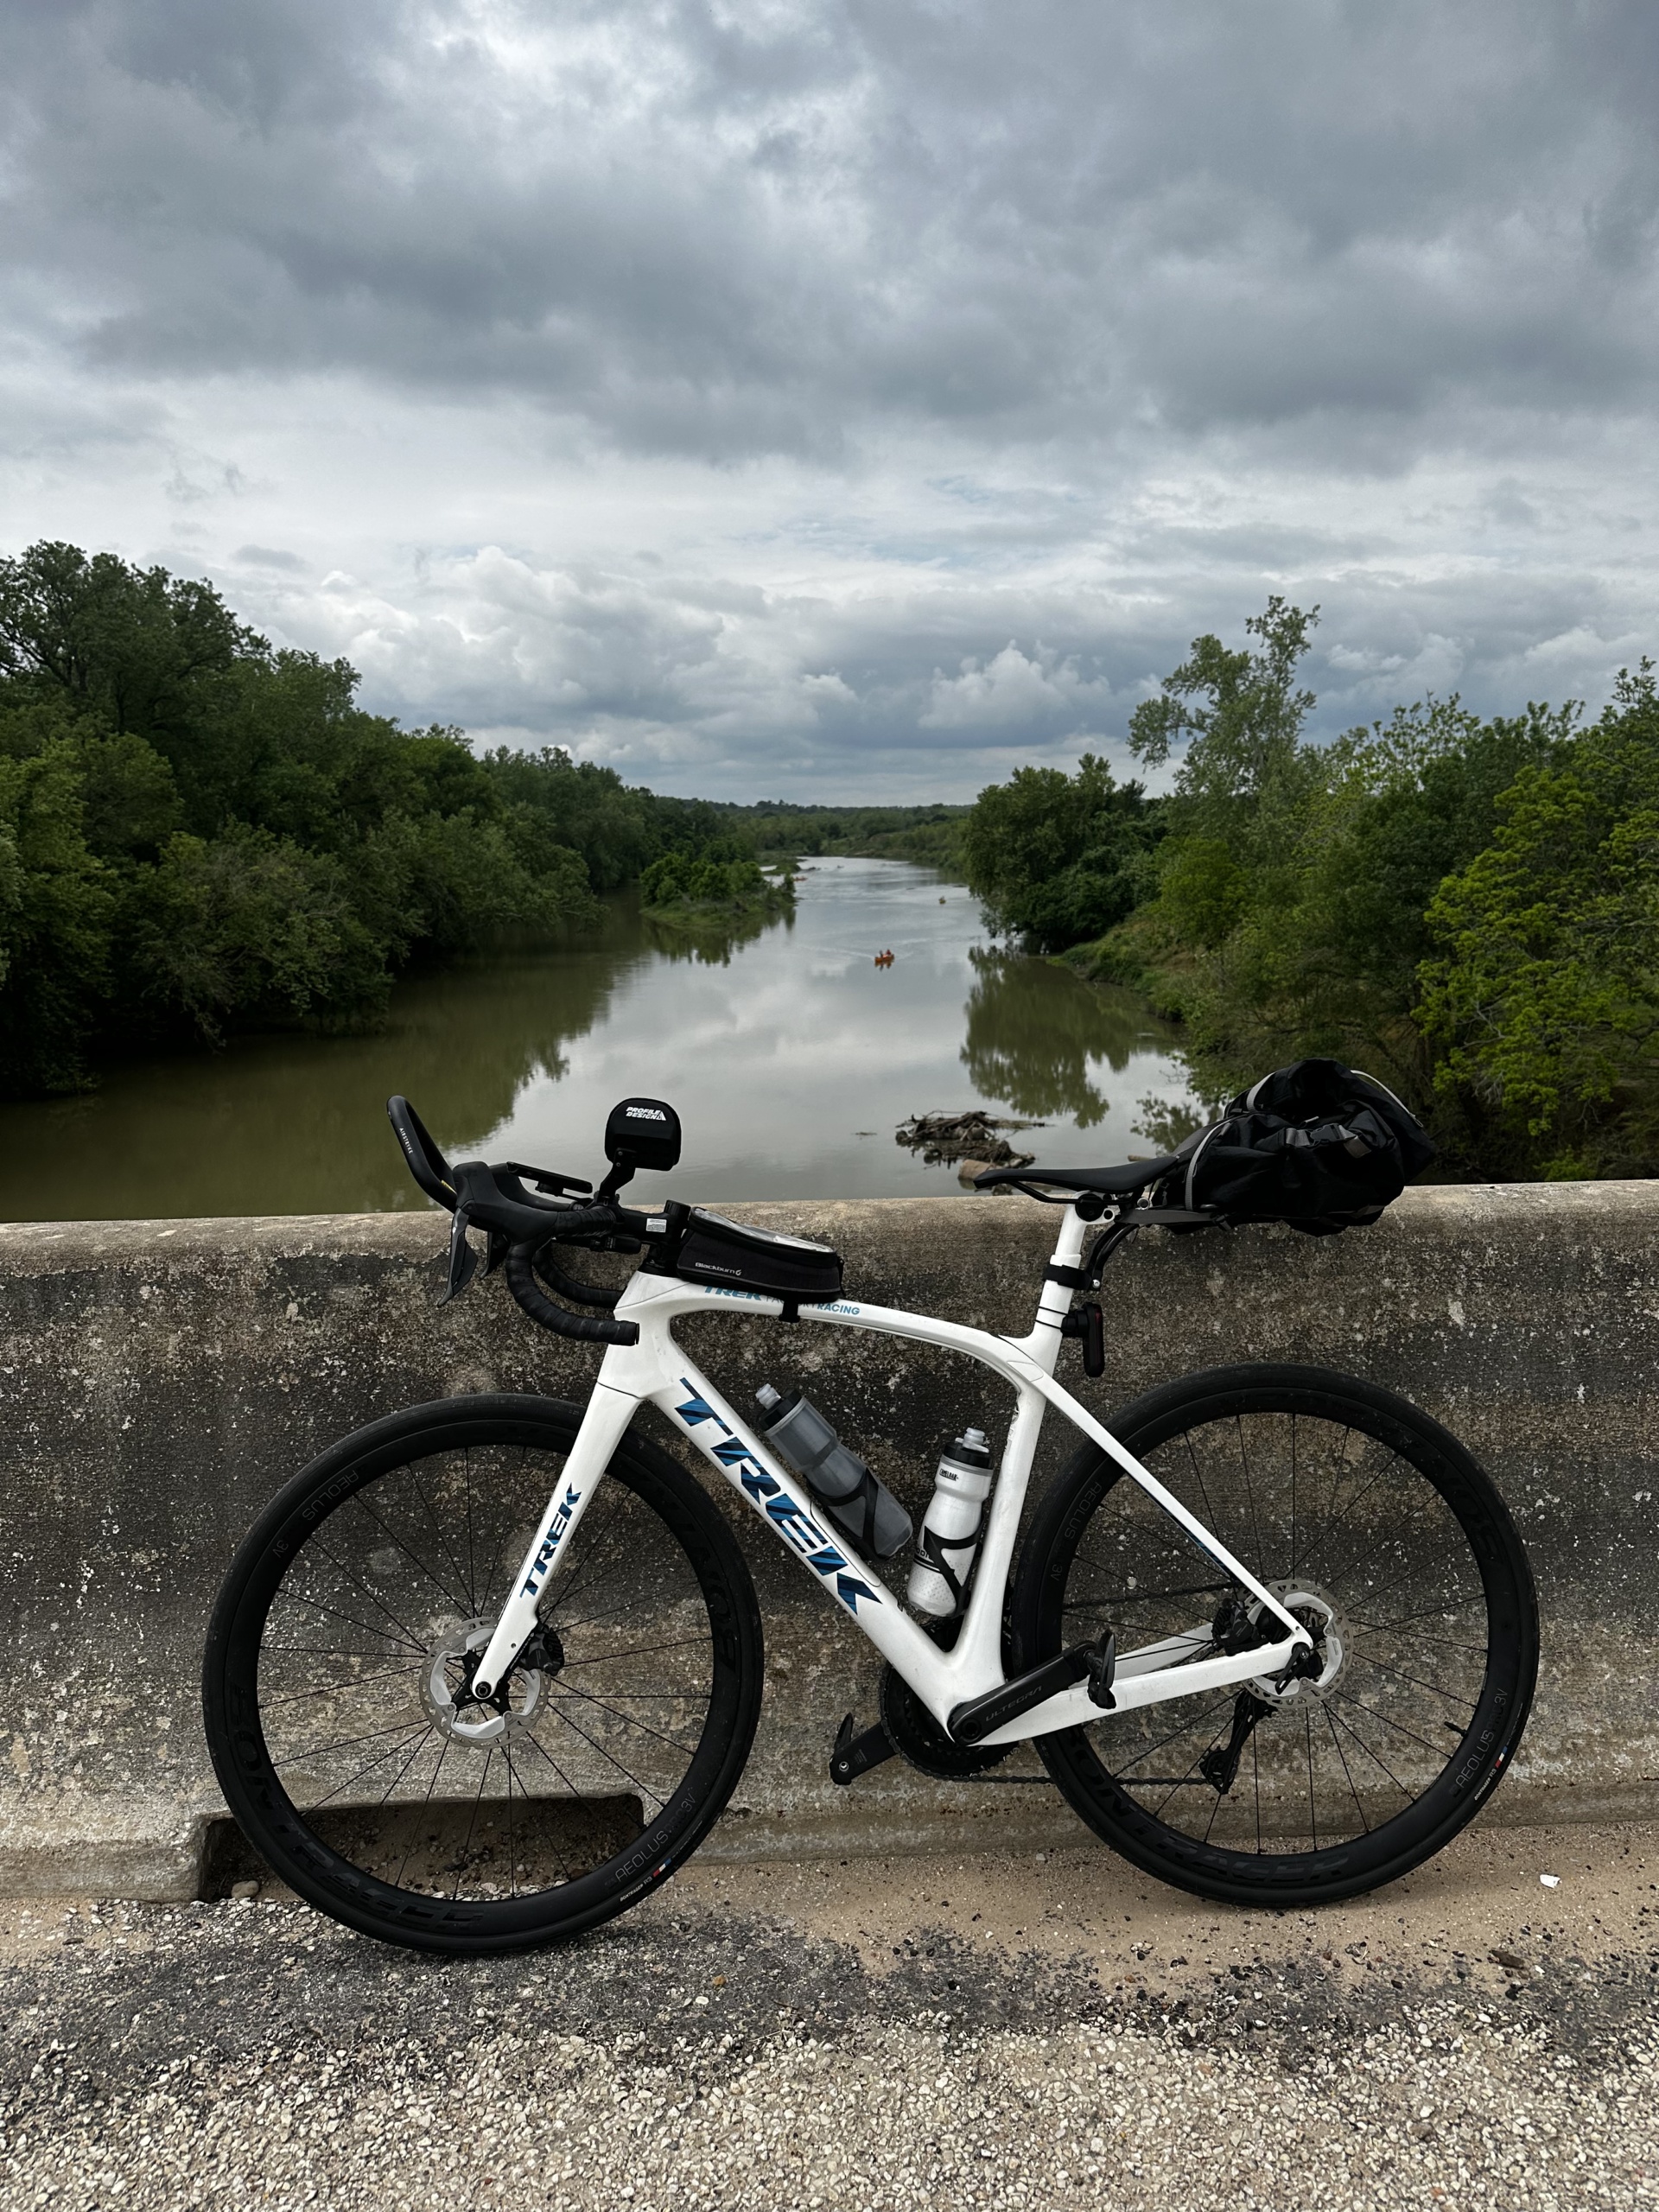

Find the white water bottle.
[{"left": 906, "top": 1428, "right": 995, "bottom": 1618}]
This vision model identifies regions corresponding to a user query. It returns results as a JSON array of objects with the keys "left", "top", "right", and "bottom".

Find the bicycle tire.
[
  {"left": 1012, "top": 1364, "right": 1537, "bottom": 1905},
  {"left": 203, "top": 1395, "right": 762, "bottom": 1954}
]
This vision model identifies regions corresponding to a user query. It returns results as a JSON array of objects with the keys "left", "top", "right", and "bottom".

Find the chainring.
[{"left": 879, "top": 1661, "right": 1010, "bottom": 1780}]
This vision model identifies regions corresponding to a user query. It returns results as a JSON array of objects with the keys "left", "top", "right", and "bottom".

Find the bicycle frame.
[{"left": 467, "top": 1202, "right": 1311, "bottom": 1745}]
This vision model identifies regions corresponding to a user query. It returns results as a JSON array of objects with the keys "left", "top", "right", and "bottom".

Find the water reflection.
[
  {"left": 643, "top": 906, "right": 788, "bottom": 967},
  {"left": 0, "top": 930, "right": 651, "bottom": 1220},
  {"left": 961, "top": 948, "right": 1166, "bottom": 1128},
  {"left": 0, "top": 859, "right": 1201, "bottom": 1219}
]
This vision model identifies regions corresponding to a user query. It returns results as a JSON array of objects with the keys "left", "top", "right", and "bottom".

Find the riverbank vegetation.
[
  {"left": 962, "top": 599, "right": 1659, "bottom": 1180},
  {"left": 639, "top": 847, "right": 795, "bottom": 924},
  {"left": 732, "top": 802, "right": 969, "bottom": 871},
  {"left": 0, "top": 543, "right": 786, "bottom": 1096}
]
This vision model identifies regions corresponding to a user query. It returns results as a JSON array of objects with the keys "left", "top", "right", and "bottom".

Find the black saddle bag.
[{"left": 1160, "top": 1059, "right": 1435, "bottom": 1235}]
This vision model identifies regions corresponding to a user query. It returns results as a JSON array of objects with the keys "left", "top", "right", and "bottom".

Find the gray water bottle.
[{"left": 753, "top": 1383, "right": 912, "bottom": 1559}]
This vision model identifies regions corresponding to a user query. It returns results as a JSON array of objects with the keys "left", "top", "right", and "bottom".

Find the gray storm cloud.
[{"left": 3, "top": 0, "right": 1656, "bottom": 793}]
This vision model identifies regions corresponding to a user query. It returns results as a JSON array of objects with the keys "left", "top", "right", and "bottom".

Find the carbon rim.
[
  {"left": 207, "top": 1403, "right": 757, "bottom": 1943},
  {"left": 1022, "top": 1372, "right": 1535, "bottom": 1891}
]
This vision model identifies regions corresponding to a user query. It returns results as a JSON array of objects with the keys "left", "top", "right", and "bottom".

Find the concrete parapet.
[{"left": 2, "top": 1182, "right": 1656, "bottom": 1898}]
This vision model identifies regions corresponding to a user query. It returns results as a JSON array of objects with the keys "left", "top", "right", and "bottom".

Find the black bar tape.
[{"left": 505, "top": 1244, "right": 639, "bottom": 1345}]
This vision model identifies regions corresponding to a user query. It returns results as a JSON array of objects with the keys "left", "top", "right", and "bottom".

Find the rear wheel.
[
  {"left": 204, "top": 1395, "right": 762, "bottom": 1953},
  {"left": 1013, "top": 1364, "right": 1537, "bottom": 1905}
]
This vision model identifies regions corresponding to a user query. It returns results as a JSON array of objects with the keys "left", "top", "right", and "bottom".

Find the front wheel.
[
  {"left": 1013, "top": 1364, "right": 1538, "bottom": 1906},
  {"left": 203, "top": 1395, "right": 763, "bottom": 1954}
]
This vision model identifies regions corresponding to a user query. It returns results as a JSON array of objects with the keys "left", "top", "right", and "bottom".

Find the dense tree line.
[
  {"left": 734, "top": 802, "right": 968, "bottom": 868},
  {"left": 963, "top": 600, "right": 1659, "bottom": 1180},
  {"left": 0, "top": 543, "right": 745, "bottom": 1096}
]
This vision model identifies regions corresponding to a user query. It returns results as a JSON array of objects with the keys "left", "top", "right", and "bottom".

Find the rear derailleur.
[{"left": 1199, "top": 1594, "right": 1326, "bottom": 1796}]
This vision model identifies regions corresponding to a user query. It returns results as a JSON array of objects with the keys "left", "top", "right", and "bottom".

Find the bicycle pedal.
[
  {"left": 1085, "top": 1629, "right": 1116, "bottom": 1709},
  {"left": 830, "top": 1712, "right": 896, "bottom": 1787}
]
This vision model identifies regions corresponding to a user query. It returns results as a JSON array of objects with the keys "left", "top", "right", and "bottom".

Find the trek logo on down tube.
[{"left": 675, "top": 1382, "right": 880, "bottom": 1614}]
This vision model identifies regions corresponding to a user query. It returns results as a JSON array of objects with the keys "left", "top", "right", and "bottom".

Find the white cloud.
[
  {"left": 920, "top": 644, "right": 1113, "bottom": 732},
  {"left": 2, "top": 1, "right": 1657, "bottom": 796}
]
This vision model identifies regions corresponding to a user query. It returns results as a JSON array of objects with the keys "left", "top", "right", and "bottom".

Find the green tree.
[
  {"left": 0, "top": 541, "right": 623, "bottom": 1096},
  {"left": 963, "top": 754, "right": 1161, "bottom": 951},
  {"left": 639, "top": 848, "right": 791, "bottom": 917},
  {"left": 0, "top": 740, "right": 113, "bottom": 1090},
  {"left": 1152, "top": 696, "right": 1567, "bottom": 1108},
  {"left": 1128, "top": 596, "right": 1323, "bottom": 855},
  {"left": 123, "top": 827, "right": 388, "bottom": 1043},
  {"left": 1417, "top": 666, "right": 1659, "bottom": 1175}
]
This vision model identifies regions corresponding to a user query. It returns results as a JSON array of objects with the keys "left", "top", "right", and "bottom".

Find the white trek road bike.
[{"left": 204, "top": 1094, "right": 1538, "bottom": 1955}]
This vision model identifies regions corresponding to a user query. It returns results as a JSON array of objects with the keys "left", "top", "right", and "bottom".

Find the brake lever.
[{"left": 437, "top": 1206, "right": 480, "bottom": 1306}]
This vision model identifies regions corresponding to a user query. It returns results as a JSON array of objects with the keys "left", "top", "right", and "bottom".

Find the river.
[{"left": 0, "top": 857, "right": 1200, "bottom": 1219}]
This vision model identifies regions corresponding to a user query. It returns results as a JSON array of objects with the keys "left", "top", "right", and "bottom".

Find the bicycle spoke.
[
  {"left": 1323, "top": 1700, "right": 1370, "bottom": 1836},
  {"left": 1052, "top": 1392, "right": 1520, "bottom": 1873},
  {"left": 259, "top": 1662, "right": 422, "bottom": 1708},
  {"left": 302, "top": 1720, "right": 435, "bottom": 1811},
  {"left": 556, "top": 1633, "right": 713, "bottom": 1670},
  {"left": 513, "top": 1708, "right": 660, "bottom": 1829},
  {"left": 1324, "top": 1698, "right": 1414, "bottom": 1802},
  {"left": 1151, "top": 1710, "right": 1234, "bottom": 1821},
  {"left": 395, "top": 1733, "right": 452, "bottom": 1891},
  {"left": 501, "top": 1737, "right": 579, "bottom": 1888},
  {"left": 452, "top": 1749, "right": 494, "bottom": 1900},
  {"left": 544, "top": 1680, "right": 701, "bottom": 1758},
  {"left": 1325, "top": 1684, "right": 1448, "bottom": 1759},
  {"left": 1182, "top": 1433, "right": 1225, "bottom": 1565},
  {"left": 1288, "top": 1413, "right": 1299, "bottom": 1579},
  {"left": 1235, "top": 1415, "right": 1268, "bottom": 1582},
  {"left": 406, "top": 1461, "right": 478, "bottom": 1618},
  {"left": 264, "top": 1641, "right": 421, "bottom": 1661},
  {"left": 278, "top": 1590, "right": 427, "bottom": 1653},
  {"left": 505, "top": 1735, "right": 518, "bottom": 1899},
  {"left": 1107, "top": 1694, "right": 1238, "bottom": 1781},
  {"left": 277, "top": 1713, "right": 431, "bottom": 1774},
  {"left": 529, "top": 1696, "right": 670, "bottom": 1812},
  {"left": 304, "top": 1535, "right": 431, "bottom": 1653},
  {"left": 1351, "top": 1648, "right": 1478, "bottom": 1710},
  {"left": 463, "top": 1447, "right": 480, "bottom": 1614},
  {"left": 1346, "top": 1611, "right": 1487, "bottom": 1654},
  {"left": 1062, "top": 1580, "right": 1227, "bottom": 1612}
]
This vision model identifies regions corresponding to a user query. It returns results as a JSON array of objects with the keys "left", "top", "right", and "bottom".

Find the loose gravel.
[{"left": 2, "top": 1821, "right": 1656, "bottom": 2210}]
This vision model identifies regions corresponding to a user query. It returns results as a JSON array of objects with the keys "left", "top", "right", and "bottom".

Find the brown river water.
[{"left": 0, "top": 856, "right": 1198, "bottom": 1219}]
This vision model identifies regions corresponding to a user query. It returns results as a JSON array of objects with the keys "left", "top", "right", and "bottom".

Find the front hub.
[{"left": 422, "top": 1617, "right": 557, "bottom": 1745}]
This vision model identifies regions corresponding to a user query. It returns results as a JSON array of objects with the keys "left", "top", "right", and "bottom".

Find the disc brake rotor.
[
  {"left": 422, "top": 1617, "right": 550, "bottom": 1745},
  {"left": 1248, "top": 1582, "right": 1347, "bottom": 1705}
]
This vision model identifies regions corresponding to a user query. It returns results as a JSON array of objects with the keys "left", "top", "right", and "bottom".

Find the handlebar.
[
  {"left": 504, "top": 1244, "right": 639, "bottom": 1347},
  {"left": 386, "top": 1095, "right": 649, "bottom": 1346}
]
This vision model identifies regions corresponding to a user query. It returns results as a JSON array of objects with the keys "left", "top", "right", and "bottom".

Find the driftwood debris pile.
[{"left": 894, "top": 1109, "right": 1043, "bottom": 1169}]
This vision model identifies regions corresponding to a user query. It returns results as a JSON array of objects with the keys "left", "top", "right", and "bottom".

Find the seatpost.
[{"left": 1027, "top": 1203, "right": 1091, "bottom": 1376}]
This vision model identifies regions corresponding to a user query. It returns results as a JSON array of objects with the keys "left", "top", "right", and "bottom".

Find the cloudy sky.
[{"left": 4, "top": 2, "right": 1657, "bottom": 798}]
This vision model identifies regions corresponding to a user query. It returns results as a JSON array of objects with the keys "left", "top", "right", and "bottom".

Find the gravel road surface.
[{"left": 2, "top": 1819, "right": 1656, "bottom": 2211}]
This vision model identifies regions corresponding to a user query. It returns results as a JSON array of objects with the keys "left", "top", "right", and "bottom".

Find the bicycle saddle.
[{"left": 970, "top": 1154, "right": 1180, "bottom": 1195}]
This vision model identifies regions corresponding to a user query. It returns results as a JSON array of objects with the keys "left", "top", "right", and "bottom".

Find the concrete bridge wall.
[{"left": 1, "top": 1181, "right": 1655, "bottom": 1897}]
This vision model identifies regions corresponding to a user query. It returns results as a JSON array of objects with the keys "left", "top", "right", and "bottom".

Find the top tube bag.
[
  {"left": 646, "top": 1205, "right": 844, "bottom": 1300},
  {"left": 1155, "top": 1058, "right": 1435, "bottom": 1236}
]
